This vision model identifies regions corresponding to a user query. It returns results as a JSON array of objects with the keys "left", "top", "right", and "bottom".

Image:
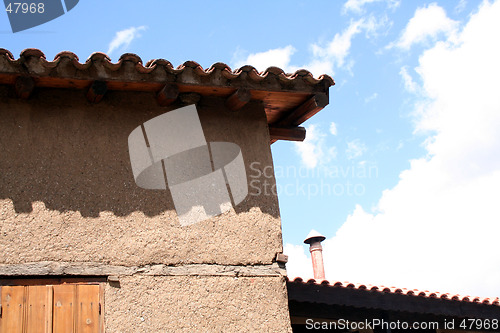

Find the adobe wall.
[
  {"left": 103, "top": 276, "right": 290, "bottom": 332},
  {"left": 0, "top": 86, "right": 282, "bottom": 265},
  {"left": 0, "top": 85, "right": 291, "bottom": 331}
]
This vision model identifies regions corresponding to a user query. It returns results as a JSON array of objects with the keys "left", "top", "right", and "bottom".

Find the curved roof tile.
[
  {"left": 0, "top": 48, "right": 334, "bottom": 87},
  {"left": 287, "top": 276, "right": 500, "bottom": 306}
]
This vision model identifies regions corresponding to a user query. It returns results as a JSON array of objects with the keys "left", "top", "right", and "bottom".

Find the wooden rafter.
[
  {"left": 225, "top": 88, "right": 251, "bottom": 111},
  {"left": 269, "top": 126, "right": 306, "bottom": 142},
  {"left": 86, "top": 80, "right": 107, "bottom": 103}
]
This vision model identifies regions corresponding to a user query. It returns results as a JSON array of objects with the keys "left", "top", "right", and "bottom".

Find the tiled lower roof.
[{"left": 287, "top": 277, "right": 500, "bottom": 306}]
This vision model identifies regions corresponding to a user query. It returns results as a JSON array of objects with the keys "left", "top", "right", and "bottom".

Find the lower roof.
[
  {"left": 0, "top": 49, "right": 334, "bottom": 143},
  {"left": 287, "top": 277, "right": 500, "bottom": 319}
]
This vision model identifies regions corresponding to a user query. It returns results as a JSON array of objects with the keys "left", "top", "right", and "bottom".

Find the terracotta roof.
[
  {"left": 288, "top": 277, "right": 500, "bottom": 323},
  {"left": 0, "top": 49, "right": 333, "bottom": 86},
  {"left": 287, "top": 277, "right": 500, "bottom": 306},
  {"left": 0, "top": 49, "right": 334, "bottom": 142}
]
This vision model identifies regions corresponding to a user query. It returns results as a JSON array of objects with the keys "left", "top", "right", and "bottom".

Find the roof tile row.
[
  {"left": 0, "top": 48, "right": 334, "bottom": 86},
  {"left": 287, "top": 277, "right": 500, "bottom": 306}
]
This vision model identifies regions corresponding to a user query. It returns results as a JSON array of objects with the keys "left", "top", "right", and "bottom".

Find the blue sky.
[{"left": 2, "top": 0, "right": 500, "bottom": 298}]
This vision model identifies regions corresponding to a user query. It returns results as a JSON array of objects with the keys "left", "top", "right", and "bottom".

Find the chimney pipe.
[{"left": 304, "top": 230, "right": 326, "bottom": 280}]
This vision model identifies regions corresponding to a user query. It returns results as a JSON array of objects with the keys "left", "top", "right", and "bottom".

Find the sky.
[{"left": 2, "top": 0, "right": 499, "bottom": 298}]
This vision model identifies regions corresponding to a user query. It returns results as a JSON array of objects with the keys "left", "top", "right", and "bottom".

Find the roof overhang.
[{"left": 0, "top": 49, "right": 334, "bottom": 144}]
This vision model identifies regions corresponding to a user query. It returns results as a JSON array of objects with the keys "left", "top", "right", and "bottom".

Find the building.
[
  {"left": 288, "top": 231, "right": 500, "bottom": 332},
  {"left": 0, "top": 48, "right": 332, "bottom": 332},
  {"left": 1, "top": 49, "right": 499, "bottom": 332}
]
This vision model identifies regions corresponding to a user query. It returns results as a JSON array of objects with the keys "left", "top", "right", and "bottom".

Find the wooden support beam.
[
  {"left": 276, "top": 93, "right": 329, "bottom": 127},
  {"left": 269, "top": 126, "right": 306, "bottom": 142},
  {"left": 86, "top": 80, "right": 107, "bottom": 103},
  {"left": 14, "top": 76, "right": 35, "bottom": 99},
  {"left": 179, "top": 92, "right": 201, "bottom": 105},
  {"left": 156, "top": 83, "right": 179, "bottom": 106},
  {"left": 225, "top": 88, "right": 251, "bottom": 111},
  {"left": 275, "top": 253, "right": 289, "bottom": 264}
]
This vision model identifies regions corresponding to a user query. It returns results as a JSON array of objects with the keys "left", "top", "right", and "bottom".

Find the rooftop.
[
  {"left": 287, "top": 276, "right": 500, "bottom": 319},
  {"left": 0, "top": 49, "right": 334, "bottom": 143}
]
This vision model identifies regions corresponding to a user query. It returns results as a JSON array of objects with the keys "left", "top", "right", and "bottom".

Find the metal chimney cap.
[{"left": 304, "top": 229, "right": 326, "bottom": 244}]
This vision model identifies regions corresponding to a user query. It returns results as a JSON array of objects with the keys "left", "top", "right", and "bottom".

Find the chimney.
[{"left": 304, "top": 230, "right": 326, "bottom": 280}]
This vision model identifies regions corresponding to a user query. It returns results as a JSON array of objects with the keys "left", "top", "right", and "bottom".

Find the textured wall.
[
  {"left": 104, "top": 276, "right": 291, "bottom": 332},
  {"left": 0, "top": 85, "right": 291, "bottom": 331},
  {"left": 0, "top": 87, "right": 282, "bottom": 266}
]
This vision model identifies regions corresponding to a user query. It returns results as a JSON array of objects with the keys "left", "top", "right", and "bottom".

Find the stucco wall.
[
  {"left": 0, "top": 86, "right": 282, "bottom": 266},
  {"left": 104, "top": 276, "right": 290, "bottom": 332},
  {"left": 0, "top": 85, "right": 291, "bottom": 331}
]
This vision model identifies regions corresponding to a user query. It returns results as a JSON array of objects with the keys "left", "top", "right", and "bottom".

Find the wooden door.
[
  {"left": 0, "top": 286, "right": 25, "bottom": 333},
  {"left": 0, "top": 283, "right": 102, "bottom": 333}
]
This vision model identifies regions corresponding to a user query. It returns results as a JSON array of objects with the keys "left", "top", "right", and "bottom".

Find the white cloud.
[
  {"left": 313, "top": 20, "right": 363, "bottom": 68},
  {"left": 329, "top": 122, "right": 338, "bottom": 136},
  {"left": 305, "top": 15, "right": 390, "bottom": 77},
  {"left": 391, "top": 3, "right": 458, "bottom": 50},
  {"left": 232, "top": 45, "right": 296, "bottom": 73},
  {"left": 286, "top": 0, "right": 500, "bottom": 298},
  {"left": 298, "top": 59, "right": 335, "bottom": 79},
  {"left": 293, "top": 125, "right": 338, "bottom": 168},
  {"left": 399, "top": 66, "right": 418, "bottom": 93},
  {"left": 284, "top": 243, "right": 313, "bottom": 279},
  {"left": 107, "top": 26, "right": 147, "bottom": 55},
  {"left": 305, "top": 19, "right": 363, "bottom": 76},
  {"left": 328, "top": 146, "right": 338, "bottom": 159},
  {"left": 293, "top": 125, "right": 325, "bottom": 169},
  {"left": 364, "top": 92, "right": 378, "bottom": 103},
  {"left": 362, "top": 14, "right": 392, "bottom": 39},
  {"left": 346, "top": 139, "right": 367, "bottom": 159},
  {"left": 232, "top": 15, "right": 389, "bottom": 78},
  {"left": 455, "top": 0, "right": 467, "bottom": 13},
  {"left": 343, "top": 0, "right": 400, "bottom": 13}
]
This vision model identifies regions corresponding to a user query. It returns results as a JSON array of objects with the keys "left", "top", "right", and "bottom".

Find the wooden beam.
[
  {"left": 287, "top": 282, "right": 500, "bottom": 320},
  {"left": 14, "top": 76, "right": 35, "bottom": 99},
  {"left": 276, "top": 93, "right": 329, "bottom": 127},
  {"left": 179, "top": 92, "right": 201, "bottom": 105},
  {"left": 225, "top": 88, "right": 251, "bottom": 111},
  {"left": 275, "top": 253, "right": 289, "bottom": 264},
  {"left": 156, "top": 83, "right": 179, "bottom": 106},
  {"left": 86, "top": 80, "right": 107, "bottom": 103},
  {"left": 269, "top": 126, "right": 306, "bottom": 142}
]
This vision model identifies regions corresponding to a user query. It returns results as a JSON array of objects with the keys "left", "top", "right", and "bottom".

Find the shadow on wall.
[{"left": 0, "top": 87, "right": 278, "bottom": 219}]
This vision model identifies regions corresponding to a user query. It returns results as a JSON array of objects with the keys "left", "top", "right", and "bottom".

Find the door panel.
[
  {"left": 76, "top": 285, "right": 100, "bottom": 333},
  {"left": 0, "top": 286, "right": 25, "bottom": 333},
  {"left": 26, "top": 285, "right": 52, "bottom": 333},
  {"left": 0, "top": 282, "right": 102, "bottom": 333}
]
